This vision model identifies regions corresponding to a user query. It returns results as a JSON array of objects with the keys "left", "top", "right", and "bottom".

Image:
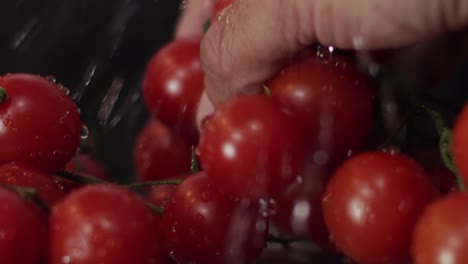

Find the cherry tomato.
[
  {"left": 65, "top": 154, "right": 110, "bottom": 181},
  {"left": 412, "top": 191, "right": 468, "bottom": 264},
  {"left": 50, "top": 184, "right": 163, "bottom": 264},
  {"left": 0, "top": 187, "right": 48, "bottom": 264},
  {"left": 142, "top": 37, "right": 204, "bottom": 138},
  {"left": 146, "top": 183, "right": 177, "bottom": 210},
  {"left": 211, "top": 0, "right": 233, "bottom": 21},
  {"left": 55, "top": 153, "right": 112, "bottom": 194},
  {"left": 133, "top": 119, "right": 192, "bottom": 182},
  {"left": 0, "top": 162, "right": 65, "bottom": 206},
  {"left": 160, "top": 172, "right": 268, "bottom": 264},
  {"left": 322, "top": 151, "right": 438, "bottom": 264},
  {"left": 198, "top": 95, "right": 307, "bottom": 201},
  {"left": 452, "top": 102, "right": 468, "bottom": 185},
  {"left": 268, "top": 50, "right": 374, "bottom": 167},
  {"left": 0, "top": 73, "right": 82, "bottom": 173},
  {"left": 272, "top": 171, "right": 334, "bottom": 251}
]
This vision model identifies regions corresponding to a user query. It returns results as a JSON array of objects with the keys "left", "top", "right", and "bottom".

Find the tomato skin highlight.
[
  {"left": 0, "top": 73, "right": 82, "bottom": 173},
  {"left": 142, "top": 37, "right": 204, "bottom": 138},
  {"left": 198, "top": 95, "right": 308, "bottom": 201},
  {"left": 268, "top": 52, "right": 374, "bottom": 168},
  {"left": 322, "top": 151, "right": 438, "bottom": 264},
  {"left": 412, "top": 191, "right": 468, "bottom": 264},
  {"left": 452, "top": 102, "right": 468, "bottom": 186},
  {"left": 160, "top": 172, "right": 268, "bottom": 264},
  {"left": 50, "top": 184, "right": 162, "bottom": 264}
]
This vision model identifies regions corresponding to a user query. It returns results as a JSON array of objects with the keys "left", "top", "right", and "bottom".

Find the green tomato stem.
[
  {"left": 126, "top": 179, "right": 183, "bottom": 189},
  {"left": 191, "top": 146, "right": 201, "bottom": 174},
  {"left": 144, "top": 200, "right": 163, "bottom": 216},
  {"left": 56, "top": 170, "right": 107, "bottom": 184},
  {"left": 439, "top": 129, "right": 466, "bottom": 191},
  {"left": 0, "top": 184, "right": 49, "bottom": 212}
]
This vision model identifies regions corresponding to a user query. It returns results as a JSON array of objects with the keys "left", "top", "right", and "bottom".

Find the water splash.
[
  {"left": 81, "top": 125, "right": 89, "bottom": 139},
  {"left": 97, "top": 76, "right": 124, "bottom": 126},
  {"left": 10, "top": 17, "right": 39, "bottom": 50},
  {"left": 107, "top": 88, "right": 141, "bottom": 128},
  {"left": 73, "top": 61, "right": 98, "bottom": 102}
]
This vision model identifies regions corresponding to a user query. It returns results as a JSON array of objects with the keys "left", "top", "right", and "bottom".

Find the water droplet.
[
  {"left": 0, "top": 232, "right": 5, "bottom": 240},
  {"left": 46, "top": 75, "right": 56, "bottom": 83},
  {"left": 58, "top": 84, "right": 70, "bottom": 95},
  {"left": 81, "top": 125, "right": 89, "bottom": 139},
  {"left": 179, "top": 0, "right": 190, "bottom": 9}
]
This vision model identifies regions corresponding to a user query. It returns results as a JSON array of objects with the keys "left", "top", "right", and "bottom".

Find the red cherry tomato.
[
  {"left": 133, "top": 119, "right": 192, "bottom": 182},
  {"left": 322, "top": 151, "right": 438, "bottom": 264},
  {"left": 146, "top": 183, "right": 177, "bottom": 210},
  {"left": 0, "top": 73, "right": 82, "bottom": 173},
  {"left": 160, "top": 172, "right": 268, "bottom": 264},
  {"left": 55, "top": 153, "right": 112, "bottom": 194},
  {"left": 0, "top": 187, "right": 48, "bottom": 264},
  {"left": 211, "top": 0, "right": 233, "bottom": 21},
  {"left": 0, "top": 162, "right": 65, "bottom": 206},
  {"left": 145, "top": 176, "right": 185, "bottom": 210},
  {"left": 452, "top": 102, "right": 468, "bottom": 185},
  {"left": 412, "top": 191, "right": 468, "bottom": 264},
  {"left": 272, "top": 171, "right": 334, "bottom": 251},
  {"left": 268, "top": 50, "right": 374, "bottom": 167},
  {"left": 198, "top": 95, "right": 307, "bottom": 201},
  {"left": 50, "top": 184, "right": 163, "bottom": 264},
  {"left": 65, "top": 154, "right": 110, "bottom": 181},
  {"left": 142, "top": 37, "right": 204, "bottom": 138}
]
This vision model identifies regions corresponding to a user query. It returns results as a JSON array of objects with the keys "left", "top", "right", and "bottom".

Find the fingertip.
[{"left": 196, "top": 91, "right": 215, "bottom": 131}]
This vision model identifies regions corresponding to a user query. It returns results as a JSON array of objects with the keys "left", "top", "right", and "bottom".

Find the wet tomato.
[
  {"left": 198, "top": 95, "right": 307, "bottom": 201},
  {"left": 452, "top": 102, "right": 468, "bottom": 185},
  {"left": 65, "top": 154, "right": 110, "bottom": 181},
  {"left": 0, "top": 162, "right": 65, "bottom": 206},
  {"left": 0, "top": 187, "right": 48, "bottom": 264},
  {"left": 412, "top": 191, "right": 468, "bottom": 264},
  {"left": 0, "top": 73, "right": 82, "bottom": 173},
  {"left": 268, "top": 51, "right": 374, "bottom": 167},
  {"left": 133, "top": 119, "right": 192, "bottom": 182},
  {"left": 271, "top": 171, "right": 334, "bottom": 251},
  {"left": 322, "top": 151, "right": 438, "bottom": 264},
  {"left": 142, "top": 37, "right": 204, "bottom": 138},
  {"left": 50, "top": 184, "right": 162, "bottom": 264},
  {"left": 160, "top": 172, "right": 268, "bottom": 264}
]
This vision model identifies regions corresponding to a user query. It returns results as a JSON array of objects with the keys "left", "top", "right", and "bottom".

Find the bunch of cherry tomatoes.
[{"left": 0, "top": 0, "right": 468, "bottom": 264}]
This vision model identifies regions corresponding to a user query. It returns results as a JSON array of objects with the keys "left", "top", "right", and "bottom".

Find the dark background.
[{"left": 0, "top": 0, "right": 180, "bottom": 182}]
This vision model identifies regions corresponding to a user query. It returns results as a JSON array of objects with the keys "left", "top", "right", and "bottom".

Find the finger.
[
  {"left": 200, "top": 0, "right": 468, "bottom": 104},
  {"left": 196, "top": 91, "right": 215, "bottom": 130},
  {"left": 175, "top": 0, "right": 213, "bottom": 39}
]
